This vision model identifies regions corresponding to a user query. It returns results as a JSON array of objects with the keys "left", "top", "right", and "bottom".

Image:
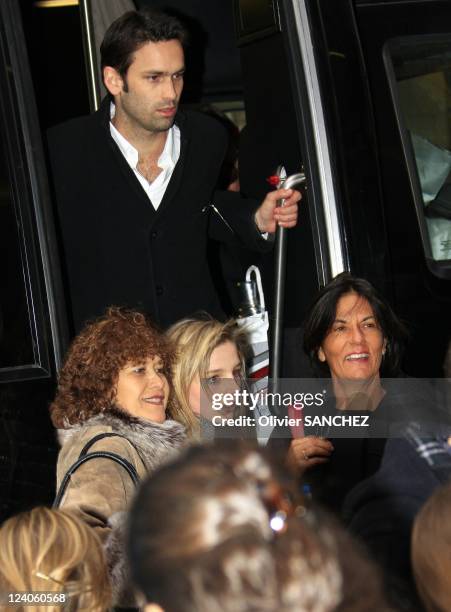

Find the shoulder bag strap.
[
  {"left": 53, "top": 433, "right": 139, "bottom": 508},
  {"left": 78, "top": 432, "right": 132, "bottom": 457}
]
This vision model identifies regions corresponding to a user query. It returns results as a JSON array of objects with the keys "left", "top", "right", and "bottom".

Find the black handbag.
[{"left": 53, "top": 432, "right": 139, "bottom": 508}]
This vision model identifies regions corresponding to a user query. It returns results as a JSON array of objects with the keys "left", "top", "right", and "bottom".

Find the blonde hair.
[
  {"left": 412, "top": 484, "right": 451, "bottom": 612},
  {"left": 166, "top": 317, "right": 248, "bottom": 437},
  {"left": 0, "top": 507, "right": 111, "bottom": 612}
]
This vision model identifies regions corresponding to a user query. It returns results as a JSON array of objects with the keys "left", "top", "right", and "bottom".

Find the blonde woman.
[
  {"left": 0, "top": 506, "right": 110, "bottom": 612},
  {"left": 166, "top": 317, "right": 249, "bottom": 439}
]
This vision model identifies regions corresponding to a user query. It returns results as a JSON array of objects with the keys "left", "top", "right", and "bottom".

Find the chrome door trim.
[
  {"left": 1, "top": 0, "right": 70, "bottom": 374},
  {"left": 79, "top": 0, "right": 100, "bottom": 111},
  {"left": 290, "top": 0, "right": 346, "bottom": 278}
]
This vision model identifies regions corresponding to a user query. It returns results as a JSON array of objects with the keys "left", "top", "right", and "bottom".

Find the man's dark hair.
[
  {"left": 100, "top": 8, "right": 188, "bottom": 80},
  {"left": 303, "top": 272, "right": 408, "bottom": 376}
]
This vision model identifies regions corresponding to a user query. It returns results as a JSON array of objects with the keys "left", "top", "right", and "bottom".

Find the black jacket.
[
  {"left": 47, "top": 98, "right": 271, "bottom": 331},
  {"left": 342, "top": 435, "right": 449, "bottom": 611}
]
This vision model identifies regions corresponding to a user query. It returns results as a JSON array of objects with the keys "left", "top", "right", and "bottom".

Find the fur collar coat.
[{"left": 55, "top": 407, "right": 186, "bottom": 606}]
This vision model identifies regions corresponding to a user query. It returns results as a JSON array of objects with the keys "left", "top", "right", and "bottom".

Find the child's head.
[{"left": 0, "top": 506, "right": 111, "bottom": 611}]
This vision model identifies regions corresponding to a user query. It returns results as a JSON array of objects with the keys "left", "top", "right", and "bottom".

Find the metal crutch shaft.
[{"left": 270, "top": 171, "right": 306, "bottom": 409}]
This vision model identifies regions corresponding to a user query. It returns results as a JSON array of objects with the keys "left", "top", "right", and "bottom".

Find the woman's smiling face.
[
  {"left": 115, "top": 356, "right": 169, "bottom": 422},
  {"left": 318, "top": 292, "right": 386, "bottom": 383}
]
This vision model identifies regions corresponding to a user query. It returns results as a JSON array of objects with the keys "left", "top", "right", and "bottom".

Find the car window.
[
  {"left": 0, "top": 2, "right": 60, "bottom": 381},
  {"left": 0, "top": 125, "right": 35, "bottom": 369},
  {"left": 385, "top": 35, "right": 451, "bottom": 264}
]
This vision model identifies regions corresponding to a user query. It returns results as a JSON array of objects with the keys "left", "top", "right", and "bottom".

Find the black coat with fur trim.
[
  {"left": 47, "top": 98, "right": 271, "bottom": 332},
  {"left": 56, "top": 408, "right": 186, "bottom": 605}
]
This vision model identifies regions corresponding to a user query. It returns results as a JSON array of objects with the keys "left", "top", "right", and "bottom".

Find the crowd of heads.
[
  {"left": 2, "top": 266, "right": 451, "bottom": 610},
  {"left": 3, "top": 3, "right": 451, "bottom": 601}
]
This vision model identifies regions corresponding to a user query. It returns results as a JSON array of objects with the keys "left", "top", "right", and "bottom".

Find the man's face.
[{"left": 107, "top": 39, "right": 185, "bottom": 134}]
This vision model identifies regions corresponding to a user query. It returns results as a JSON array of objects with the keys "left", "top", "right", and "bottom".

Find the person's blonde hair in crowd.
[
  {"left": 0, "top": 506, "right": 111, "bottom": 612},
  {"left": 412, "top": 483, "right": 451, "bottom": 612},
  {"left": 166, "top": 316, "right": 248, "bottom": 438}
]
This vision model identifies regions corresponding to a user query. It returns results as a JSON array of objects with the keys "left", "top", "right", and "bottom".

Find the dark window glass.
[
  {"left": 386, "top": 36, "right": 451, "bottom": 263},
  {"left": 0, "top": 126, "right": 34, "bottom": 368}
]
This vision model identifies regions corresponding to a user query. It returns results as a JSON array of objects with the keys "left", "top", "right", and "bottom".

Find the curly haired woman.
[{"left": 49, "top": 307, "right": 186, "bottom": 606}]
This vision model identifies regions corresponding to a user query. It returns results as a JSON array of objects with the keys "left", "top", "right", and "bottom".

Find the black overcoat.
[{"left": 47, "top": 98, "right": 271, "bottom": 331}]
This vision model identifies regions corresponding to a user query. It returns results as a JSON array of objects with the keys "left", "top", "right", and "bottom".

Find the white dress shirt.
[
  {"left": 109, "top": 105, "right": 267, "bottom": 238},
  {"left": 109, "top": 104, "right": 181, "bottom": 210}
]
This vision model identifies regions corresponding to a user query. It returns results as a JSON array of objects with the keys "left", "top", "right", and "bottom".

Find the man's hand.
[{"left": 254, "top": 188, "right": 301, "bottom": 234}]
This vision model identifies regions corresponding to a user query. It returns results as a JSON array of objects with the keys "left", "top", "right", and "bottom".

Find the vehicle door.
[{"left": 0, "top": 0, "right": 69, "bottom": 519}]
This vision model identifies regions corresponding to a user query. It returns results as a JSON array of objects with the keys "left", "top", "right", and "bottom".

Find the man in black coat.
[{"left": 47, "top": 8, "right": 300, "bottom": 332}]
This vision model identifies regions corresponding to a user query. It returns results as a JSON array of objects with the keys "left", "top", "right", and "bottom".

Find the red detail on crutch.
[{"left": 266, "top": 175, "right": 280, "bottom": 187}]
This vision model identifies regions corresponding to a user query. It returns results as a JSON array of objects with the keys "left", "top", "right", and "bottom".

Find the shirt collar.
[{"left": 109, "top": 102, "right": 178, "bottom": 171}]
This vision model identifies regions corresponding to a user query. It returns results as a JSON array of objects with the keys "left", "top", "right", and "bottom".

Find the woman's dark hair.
[
  {"left": 128, "top": 444, "right": 392, "bottom": 612},
  {"left": 303, "top": 273, "right": 408, "bottom": 376},
  {"left": 50, "top": 306, "right": 173, "bottom": 428},
  {"left": 100, "top": 8, "right": 188, "bottom": 81}
]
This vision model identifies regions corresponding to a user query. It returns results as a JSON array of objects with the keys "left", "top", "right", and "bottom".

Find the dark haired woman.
[
  {"left": 291, "top": 272, "right": 411, "bottom": 514},
  {"left": 50, "top": 307, "right": 186, "bottom": 605}
]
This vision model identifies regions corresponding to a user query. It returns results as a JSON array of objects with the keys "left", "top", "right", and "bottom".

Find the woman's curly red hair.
[{"left": 50, "top": 307, "right": 174, "bottom": 428}]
